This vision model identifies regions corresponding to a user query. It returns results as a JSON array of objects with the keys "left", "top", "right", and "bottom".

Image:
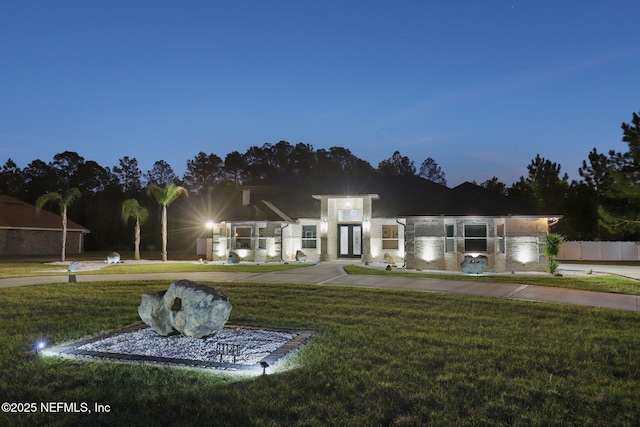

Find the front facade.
[{"left": 205, "top": 177, "right": 557, "bottom": 273}]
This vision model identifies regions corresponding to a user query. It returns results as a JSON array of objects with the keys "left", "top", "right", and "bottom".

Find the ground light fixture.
[
  {"left": 260, "top": 361, "right": 269, "bottom": 375},
  {"left": 35, "top": 339, "right": 47, "bottom": 354}
]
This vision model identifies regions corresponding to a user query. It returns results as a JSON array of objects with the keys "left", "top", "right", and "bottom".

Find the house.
[
  {"left": 204, "top": 176, "right": 560, "bottom": 273},
  {"left": 0, "top": 195, "right": 90, "bottom": 256}
]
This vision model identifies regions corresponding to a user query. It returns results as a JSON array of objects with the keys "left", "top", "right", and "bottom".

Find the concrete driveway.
[{"left": 559, "top": 262, "right": 640, "bottom": 280}]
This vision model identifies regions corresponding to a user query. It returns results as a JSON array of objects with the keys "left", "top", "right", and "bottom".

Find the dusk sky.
[{"left": 2, "top": 1, "right": 639, "bottom": 186}]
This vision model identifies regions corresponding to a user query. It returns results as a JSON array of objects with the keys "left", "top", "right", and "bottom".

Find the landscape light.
[
  {"left": 35, "top": 340, "right": 47, "bottom": 353},
  {"left": 260, "top": 361, "right": 269, "bottom": 375}
]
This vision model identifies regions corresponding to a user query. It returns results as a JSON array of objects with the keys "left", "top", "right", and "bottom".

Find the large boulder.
[
  {"left": 461, "top": 255, "right": 488, "bottom": 274},
  {"left": 107, "top": 252, "right": 121, "bottom": 264},
  {"left": 295, "top": 250, "right": 307, "bottom": 262},
  {"left": 138, "top": 290, "right": 174, "bottom": 336},
  {"left": 227, "top": 251, "right": 240, "bottom": 264},
  {"left": 138, "top": 280, "right": 232, "bottom": 338}
]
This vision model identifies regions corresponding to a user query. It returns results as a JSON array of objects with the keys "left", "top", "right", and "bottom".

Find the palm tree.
[
  {"left": 121, "top": 199, "right": 149, "bottom": 261},
  {"left": 35, "top": 188, "right": 81, "bottom": 262},
  {"left": 147, "top": 183, "right": 188, "bottom": 261},
  {"left": 543, "top": 233, "right": 565, "bottom": 274}
]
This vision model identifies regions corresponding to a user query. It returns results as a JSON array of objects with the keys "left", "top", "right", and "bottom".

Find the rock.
[
  {"left": 107, "top": 252, "right": 121, "bottom": 264},
  {"left": 461, "top": 255, "right": 488, "bottom": 274},
  {"left": 295, "top": 249, "right": 307, "bottom": 262},
  {"left": 138, "top": 290, "right": 174, "bottom": 336},
  {"left": 385, "top": 265, "right": 392, "bottom": 271},
  {"left": 227, "top": 251, "right": 240, "bottom": 264},
  {"left": 138, "top": 280, "right": 232, "bottom": 338}
]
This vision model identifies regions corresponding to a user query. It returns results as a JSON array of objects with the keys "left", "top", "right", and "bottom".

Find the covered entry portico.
[{"left": 313, "top": 193, "right": 378, "bottom": 263}]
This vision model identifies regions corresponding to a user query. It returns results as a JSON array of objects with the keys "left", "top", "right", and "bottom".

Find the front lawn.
[
  {"left": 1, "top": 280, "right": 638, "bottom": 426},
  {"left": 0, "top": 260, "right": 312, "bottom": 279},
  {"left": 344, "top": 265, "right": 640, "bottom": 296}
]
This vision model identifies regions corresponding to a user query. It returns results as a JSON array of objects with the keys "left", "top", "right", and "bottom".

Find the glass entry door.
[{"left": 338, "top": 224, "right": 362, "bottom": 258}]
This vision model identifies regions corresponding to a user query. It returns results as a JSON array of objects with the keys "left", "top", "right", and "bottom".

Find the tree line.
[{"left": 1, "top": 111, "right": 639, "bottom": 253}]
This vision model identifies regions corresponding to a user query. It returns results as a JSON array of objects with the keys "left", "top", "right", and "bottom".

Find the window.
[
  {"left": 258, "top": 227, "right": 266, "bottom": 249},
  {"left": 302, "top": 225, "right": 317, "bottom": 249},
  {"left": 234, "top": 227, "right": 252, "bottom": 249},
  {"left": 382, "top": 224, "right": 399, "bottom": 249},
  {"left": 496, "top": 224, "right": 505, "bottom": 253},
  {"left": 464, "top": 224, "right": 487, "bottom": 252},
  {"left": 445, "top": 224, "right": 455, "bottom": 253},
  {"left": 338, "top": 209, "right": 363, "bottom": 222}
]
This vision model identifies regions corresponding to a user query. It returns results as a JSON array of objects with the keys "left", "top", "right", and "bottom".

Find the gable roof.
[
  {"left": 228, "top": 176, "right": 550, "bottom": 221},
  {"left": 0, "top": 195, "right": 89, "bottom": 232}
]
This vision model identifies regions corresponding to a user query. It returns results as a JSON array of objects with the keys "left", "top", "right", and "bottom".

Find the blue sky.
[{"left": 1, "top": 0, "right": 639, "bottom": 186}]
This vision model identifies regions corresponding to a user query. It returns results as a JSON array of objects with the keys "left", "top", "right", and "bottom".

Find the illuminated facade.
[{"left": 206, "top": 176, "right": 558, "bottom": 273}]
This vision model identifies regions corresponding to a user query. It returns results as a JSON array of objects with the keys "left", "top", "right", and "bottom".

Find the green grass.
[
  {"left": 86, "top": 262, "right": 312, "bottom": 275},
  {"left": 345, "top": 265, "right": 640, "bottom": 296},
  {"left": 1, "top": 280, "right": 639, "bottom": 426},
  {"left": 0, "top": 260, "right": 312, "bottom": 279}
]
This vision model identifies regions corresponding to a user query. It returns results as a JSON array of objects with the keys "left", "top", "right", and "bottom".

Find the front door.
[{"left": 338, "top": 224, "right": 362, "bottom": 258}]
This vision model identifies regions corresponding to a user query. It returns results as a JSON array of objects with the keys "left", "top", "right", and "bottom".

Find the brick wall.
[{"left": 0, "top": 229, "right": 85, "bottom": 256}]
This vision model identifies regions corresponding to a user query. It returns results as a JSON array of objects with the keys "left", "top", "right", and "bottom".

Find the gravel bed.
[{"left": 77, "top": 327, "right": 297, "bottom": 365}]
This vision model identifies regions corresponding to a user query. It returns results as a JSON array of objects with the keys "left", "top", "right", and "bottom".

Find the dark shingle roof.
[
  {"left": 0, "top": 195, "right": 89, "bottom": 231},
  {"left": 229, "top": 176, "right": 547, "bottom": 220}
]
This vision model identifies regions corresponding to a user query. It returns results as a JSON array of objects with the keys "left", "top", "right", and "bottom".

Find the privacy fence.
[{"left": 557, "top": 241, "right": 640, "bottom": 262}]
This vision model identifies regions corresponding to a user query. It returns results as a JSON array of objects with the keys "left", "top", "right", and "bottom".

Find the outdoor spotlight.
[
  {"left": 35, "top": 340, "right": 46, "bottom": 353},
  {"left": 260, "top": 361, "right": 269, "bottom": 375}
]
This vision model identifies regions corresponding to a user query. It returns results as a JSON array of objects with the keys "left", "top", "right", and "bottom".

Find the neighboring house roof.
[
  {"left": 229, "top": 176, "right": 551, "bottom": 221},
  {"left": 0, "top": 195, "right": 89, "bottom": 232}
]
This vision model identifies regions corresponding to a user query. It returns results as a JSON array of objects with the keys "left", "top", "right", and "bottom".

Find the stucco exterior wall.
[
  {"left": 0, "top": 228, "right": 85, "bottom": 256},
  {"left": 405, "top": 216, "right": 547, "bottom": 272},
  {"left": 368, "top": 218, "right": 405, "bottom": 264},
  {"left": 405, "top": 217, "right": 447, "bottom": 270},
  {"left": 504, "top": 217, "right": 547, "bottom": 272},
  {"left": 205, "top": 214, "right": 548, "bottom": 272},
  {"left": 283, "top": 220, "right": 321, "bottom": 262},
  {"left": 208, "top": 222, "right": 286, "bottom": 263}
]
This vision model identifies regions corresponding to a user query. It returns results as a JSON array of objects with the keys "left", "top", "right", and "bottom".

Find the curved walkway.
[{"left": 1, "top": 263, "right": 639, "bottom": 312}]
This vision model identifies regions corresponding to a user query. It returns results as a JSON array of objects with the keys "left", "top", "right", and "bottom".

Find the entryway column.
[
  {"left": 319, "top": 197, "right": 330, "bottom": 261},
  {"left": 362, "top": 196, "right": 373, "bottom": 263}
]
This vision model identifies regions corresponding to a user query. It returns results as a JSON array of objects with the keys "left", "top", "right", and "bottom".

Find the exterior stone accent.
[{"left": 138, "top": 280, "right": 232, "bottom": 338}]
